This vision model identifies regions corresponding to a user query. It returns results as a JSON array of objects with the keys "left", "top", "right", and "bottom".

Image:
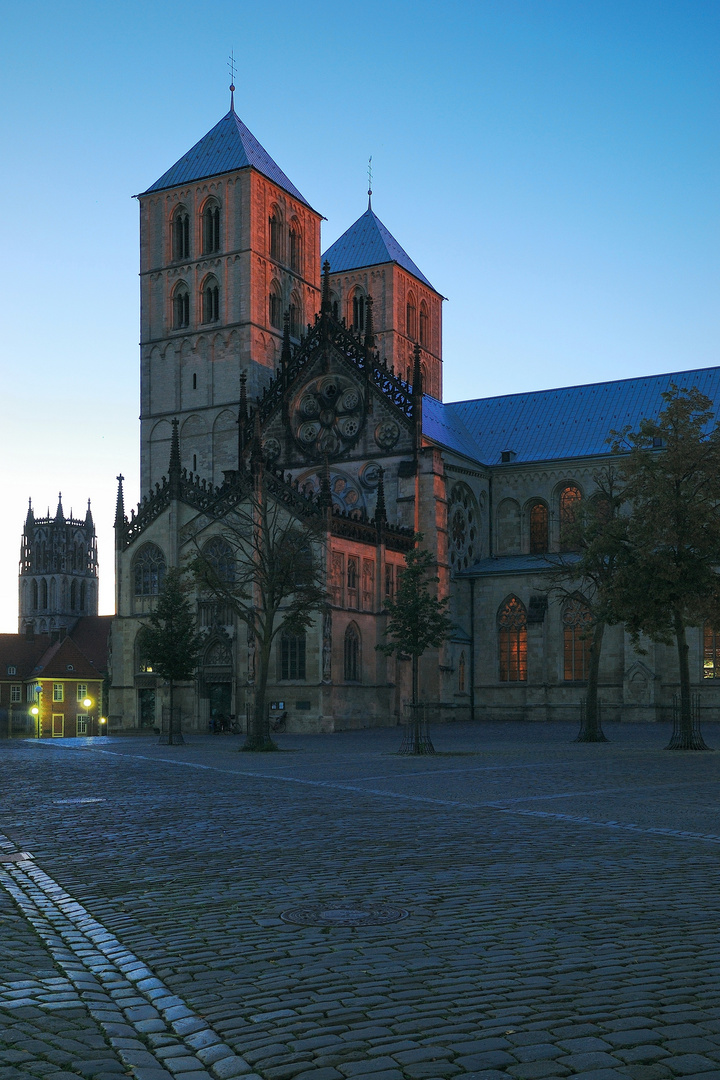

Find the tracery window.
[
  {"left": 498, "top": 597, "right": 527, "bottom": 682},
  {"left": 202, "top": 537, "right": 235, "bottom": 585},
  {"left": 352, "top": 291, "right": 365, "bottom": 333},
  {"left": 289, "top": 223, "right": 302, "bottom": 272},
  {"left": 559, "top": 484, "right": 582, "bottom": 550},
  {"left": 173, "top": 283, "right": 190, "bottom": 329},
  {"left": 344, "top": 622, "right": 361, "bottom": 682},
  {"left": 529, "top": 502, "right": 549, "bottom": 554},
  {"left": 269, "top": 283, "right": 282, "bottom": 329},
  {"left": 201, "top": 277, "right": 219, "bottom": 323},
  {"left": 133, "top": 543, "right": 166, "bottom": 596},
  {"left": 704, "top": 622, "right": 720, "bottom": 678},
  {"left": 280, "top": 633, "right": 306, "bottom": 681},
  {"left": 171, "top": 207, "right": 190, "bottom": 261},
  {"left": 563, "top": 600, "right": 593, "bottom": 681},
  {"left": 202, "top": 201, "right": 220, "bottom": 254}
]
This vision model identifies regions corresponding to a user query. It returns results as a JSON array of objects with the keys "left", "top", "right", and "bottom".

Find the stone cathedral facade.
[{"left": 109, "top": 99, "right": 720, "bottom": 733}]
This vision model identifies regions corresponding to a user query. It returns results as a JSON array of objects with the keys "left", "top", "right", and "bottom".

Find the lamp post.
[
  {"left": 30, "top": 705, "right": 39, "bottom": 739},
  {"left": 82, "top": 696, "right": 94, "bottom": 736},
  {"left": 99, "top": 717, "right": 107, "bottom": 736}
]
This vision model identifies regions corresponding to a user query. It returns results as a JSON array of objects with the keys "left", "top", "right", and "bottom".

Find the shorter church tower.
[{"left": 19, "top": 495, "right": 98, "bottom": 634}]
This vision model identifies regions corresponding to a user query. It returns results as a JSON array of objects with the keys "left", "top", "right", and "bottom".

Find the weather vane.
[
  {"left": 367, "top": 155, "right": 373, "bottom": 210},
  {"left": 228, "top": 51, "right": 236, "bottom": 111}
]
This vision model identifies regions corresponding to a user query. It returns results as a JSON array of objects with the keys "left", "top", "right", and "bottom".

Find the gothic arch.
[
  {"left": 200, "top": 273, "right": 219, "bottom": 324},
  {"left": 289, "top": 217, "right": 302, "bottom": 273},
  {"left": 349, "top": 286, "right": 366, "bottom": 333},
  {"left": 181, "top": 414, "right": 208, "bottom": 475},
  {"left": 525, "top": 498, "right": 549, "bottom": 554},
  {"left": 269, "top": 204, "right": 283, "bottom": 260},
  {"left": 212, "top": 409, "right": 237, "bottom": 480},
  {"left": 132, "top": 543, "right": 166, "bottom": 596},
  {"left": 149, "top": 419, "right": 173, "bottom": 484},
  {"left": 497, "top": 595, "right": 527, "bottom": 682},
  {"left": 171, "top": 280, "right": 190, "bottom": 329},
  {"left": 269, "top": 278, "right": 282, "bottom": 329},
  {"left": 200, "top": 196, "right": 221, "bottom": 255},
  {"left": 448, "top": 483, "right": 480, "bottom": 571},
  {"left": 289, "top": 289, "right": 302, "bottom": 338}
]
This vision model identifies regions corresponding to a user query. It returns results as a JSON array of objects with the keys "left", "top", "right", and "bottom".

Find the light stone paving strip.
[{"left": 0, "top": 832, "right": 255, "bottom": 1080}]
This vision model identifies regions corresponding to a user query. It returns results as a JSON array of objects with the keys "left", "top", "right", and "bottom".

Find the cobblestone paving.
[{"left": 3, "top": 722, "right": 720, "bottom": 1080}]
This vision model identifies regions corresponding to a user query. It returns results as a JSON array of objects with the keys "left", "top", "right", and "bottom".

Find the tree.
[
  {"left": 547, "top": 467, "right": 628, "bottom": 742},
  {"left": 377, "top": 536, "right": 454, "bottom": 754},
  {"left": 191, "top": 479, "right": 327, "bottom": 752},
  {"left": 611, "top": 385, "right": 720, "bottom": 749},
  {"left": 141, "top": 567, "right": 202, "bottom": 745}
]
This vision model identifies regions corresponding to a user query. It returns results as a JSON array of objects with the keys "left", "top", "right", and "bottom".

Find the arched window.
[
  {"left": 563, "top": 600, "right": 593, "bottom": 681},
  {"left": 201, "top": 276, "right": 219, "bottom": 324},
  {"left": 419, "top": 301, "right": 429, "bottom": 346},
  {"left": 269, "top": 208, "right": 282, "bottom": 260},
  {"left": 79, "top": 582, "right": 86, "bottom": 611},
  {"left": 202, "top": 537, "right": 235, "bottom": 585},
  {"left": 173, "top": 283, "right": 190, "bottom": 329},
  {"left": 279, "top": 633, "right": 306, "bottom": 680},
  {"left": 289, "top": 293, "right": 301, "bottom": 338},
  {"left": 269, "top": 281, "right": 282, "bottom": 329},
  {"left": 171, "top": 207, "right": 190, "bottom": 261},
  {"left": 529, "top": 502, "right": 549, "bottom": 554},
  {"left": 135, "top": 629, "right": 154, "bottom": 673},
  {"left": 344, "top": 623, "right": 361, "bottom": 682},
  {"left": 406, "top": 294, "right": 417, "bottom": 339},
  {"left": 352, "top": 291, "right": 365, "bottom": 333},
  {"left": 289, "top": 222, "right": 302, "bottom": 272},
  {"left": 70, "top": 579, "right": 77, "bottom": 610},
  {"left": 559, "top": 484, "right": 582, "bottom": 550},
  {"left": 133, "top": 543, "right": 166, "bottom": 596},
  {"left": 704, "top": 622, "right": 720, "bottom": 678},
  {"left": 41, "top": 579, "right": 48, "bottom": 609},
  {"left": 458, "top": 651, "right": 466, "bottom": 693},
  {"left": 329, "top": 292, "right": 339, "bottom": 320},
  {"left": 202, "top": 200, "right": 220, "bottom": 254},
  {"left": 32, "top": 580, "right": 38, "bottom": 609},
  {"left": 498, "top": 597, "right": 527, "bottom": 682}
]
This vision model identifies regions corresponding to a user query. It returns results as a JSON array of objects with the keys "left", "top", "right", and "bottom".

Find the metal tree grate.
[
  {"left": 667, "top": 693, "right": 711, "bottom": 750},
  {"left": 399, "top": 701, "right": 435, "bottom": 755}
]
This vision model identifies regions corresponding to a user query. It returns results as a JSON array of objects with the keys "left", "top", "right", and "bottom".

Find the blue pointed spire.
[
  {"left": 322, "top": 206, "right": 436, "bottom": 291},
  {"left": 142, "top": 110, "right": 313, "bottom": 208}
]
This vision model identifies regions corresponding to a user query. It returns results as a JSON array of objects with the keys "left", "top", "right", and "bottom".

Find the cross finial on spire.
[
  {"left": 228, "top": 50, "right": 236, "bottom": 112},
  {"left": 367, "top": 155, "right": 373, "bottom": 210}
]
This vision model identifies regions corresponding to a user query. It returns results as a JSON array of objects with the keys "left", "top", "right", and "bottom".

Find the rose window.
[
  {"left": 449, "top": 487, "right": 478, "bottom": 572},
  {"left": 290, "top": 375, "right": 364, "bottom": 458}
]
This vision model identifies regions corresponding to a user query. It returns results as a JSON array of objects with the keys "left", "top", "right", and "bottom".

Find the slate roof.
[
  {"left": 322, "top": 206, "right": 436, "bottom": 291},
  {"left": 33, "top": 638, "right": 100, "bottom": 681},
  {"left": 142, "top": 109, "right": 312, "bottom": 207},
  {"left": 0, "top": 635, "right": 51, "bottom": 679},
  {"left": 70, "top": 616, "right": 111, "bottom": 673},
  {"left": 423, "top": 366, "right": 720, "bottom": 466}
]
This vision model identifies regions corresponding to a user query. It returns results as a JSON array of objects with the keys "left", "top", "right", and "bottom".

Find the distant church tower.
[
  {"left": 19, "top": 495, "right": 98, "bottom": 634},
  {"left": 137, "top": 89, "right": 323, "bottom": 493}
]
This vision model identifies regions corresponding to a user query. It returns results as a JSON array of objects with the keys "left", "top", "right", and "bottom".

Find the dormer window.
[
  {"left": 652, "top": 436, "right": 664, "bottom": 448},
  {"left": 501, "top": 450, "right": 517, "bottom": 463},
  {"left": 7, "top": 665, "right": 16, "bottom": 676}
]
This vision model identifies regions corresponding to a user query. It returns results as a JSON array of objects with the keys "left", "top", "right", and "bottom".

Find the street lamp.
[
  {"left": 30, "top": 705, "right": 39, "bottom": 739},
  {"left": 99, "top": 717, "right": 107, "bottom": 736}
]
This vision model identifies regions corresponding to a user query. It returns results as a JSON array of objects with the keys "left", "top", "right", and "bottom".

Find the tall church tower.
[
  {"left": 137, "top": 93, "right": 323, "bottom": 492},
  {"left": 19, "top": 496, "right": 99, "bottom": 634},
  {"left": 323, "top": 198, "right": 443, "bottom": 400}
]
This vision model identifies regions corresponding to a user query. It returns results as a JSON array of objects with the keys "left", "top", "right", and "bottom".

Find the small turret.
[
  {"left": 55, "top": 493, "right": 65, "bottom": 522},
  {"left": 85, "top": 498, "right": 93, "bottom": 529},
  {"left": 168, "top": 418, "right": 181, "bottom": 496}
]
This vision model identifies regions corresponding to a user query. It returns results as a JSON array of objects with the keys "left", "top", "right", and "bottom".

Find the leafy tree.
[
  {"left": 547, "top": 467, "right": 628, "bottom": 742},
  {"left": 141, "top": 567, "right": 202, "bottom": 745},
  {"left": 377, "top": 536, "right": 454, "bottom": 754},
  {"left": 611, "top": 385, "right": 720, "bottom": 749},
  {"left": 191, "top": 481, "right": 327, "bottom": 752}
]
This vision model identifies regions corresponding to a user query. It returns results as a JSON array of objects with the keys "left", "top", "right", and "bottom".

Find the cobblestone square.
[{"left": 3, "top": 722, "right": 720, "bottom": 1080}]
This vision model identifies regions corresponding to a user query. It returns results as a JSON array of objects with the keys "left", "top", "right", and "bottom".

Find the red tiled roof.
[
  {"left": 69, "top": 616, "right": 111, "bottom": 673},
  {"left": 0, "top": 634, "right": 52, "bottom": 679},
  {"left": 34, "top": 637, "right": 101, "bottom": 680}
]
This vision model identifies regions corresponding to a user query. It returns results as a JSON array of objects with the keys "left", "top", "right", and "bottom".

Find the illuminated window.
[
  {"left": 53, "top": 683, "right": 64, "bottom": 702},
  {"left": 344, "top": 623, "right": 361, "bottom": 681},
  {"left": 173, "top": 283, "right": 190, "bottom": 329},
  {"left": 172, "top": 207, "right": 190, "bottom": 261},
  {"left": 529, "top": 503, "right": 549, "bottom": 554},
  {"left": 76, "top": 683, "right": 88, "bottom": 702},
  {"left": 280, "top": 634, "right": 306, "bottom": 680},
  {"left": 133, "top": 543, "right": 166, "bottom": 596},
  {"left": 563, "top": 600, "right": 593, "bottom": 681},
  {"left": 498, "top": 597, "right": 527, "bottom": 682},
  {"left": 559, "top": 484, "right": 582, "bottom": 550},
  {"left": 202, "top": 201, "right": 220, "bottom": 254},
  {"left": 76, "top": 715, "right": 88, "bottom": 735},
  {"left": 704, "top": 622, "right": 720, "bottom": 678},
  {"left": 201, "top": 277, "right": 219, "bottom": 324}
]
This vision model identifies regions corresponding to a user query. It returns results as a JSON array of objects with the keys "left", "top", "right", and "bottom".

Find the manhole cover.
[
  {"left": 0, "top": 852, "right": 33, "bottom": 864},
  {"left": 280, "top": 903, "right": 409, "bottom": 927},
  {"left": 52, "top": 798, "right": 105, "bottom": 804}
]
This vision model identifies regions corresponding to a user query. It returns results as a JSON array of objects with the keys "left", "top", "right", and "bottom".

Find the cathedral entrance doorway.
[
  {"left": 208, "top": 683, "right": 232, "bottom": 731},
  {"left": 138, "top": 688, "right": 156, "bottom": 730}
]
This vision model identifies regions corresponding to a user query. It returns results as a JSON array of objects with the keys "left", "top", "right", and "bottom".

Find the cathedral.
[{"left": 108, "top": 95, "right": 720, "bottom": 734}]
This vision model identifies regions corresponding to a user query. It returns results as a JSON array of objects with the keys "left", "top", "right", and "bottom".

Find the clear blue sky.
[{"left": 0, "top": 0, "right": 718, "bottom": 629}]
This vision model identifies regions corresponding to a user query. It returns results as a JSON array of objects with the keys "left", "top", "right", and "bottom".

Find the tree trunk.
[
  {"left": 668, "top": 610, "right": 709, "bottom": 750},
  {"left": 167, "top": 679, "right": 185, "bottom": 745},
  {"left": 576, "top": 620, "right": 608, "bottom": 743},
  {"left": 411, "top": 653, "right": 420, "bottom": 753},
  {"left": 243, "top": 641, "right": 277, "bottom": 751}
]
